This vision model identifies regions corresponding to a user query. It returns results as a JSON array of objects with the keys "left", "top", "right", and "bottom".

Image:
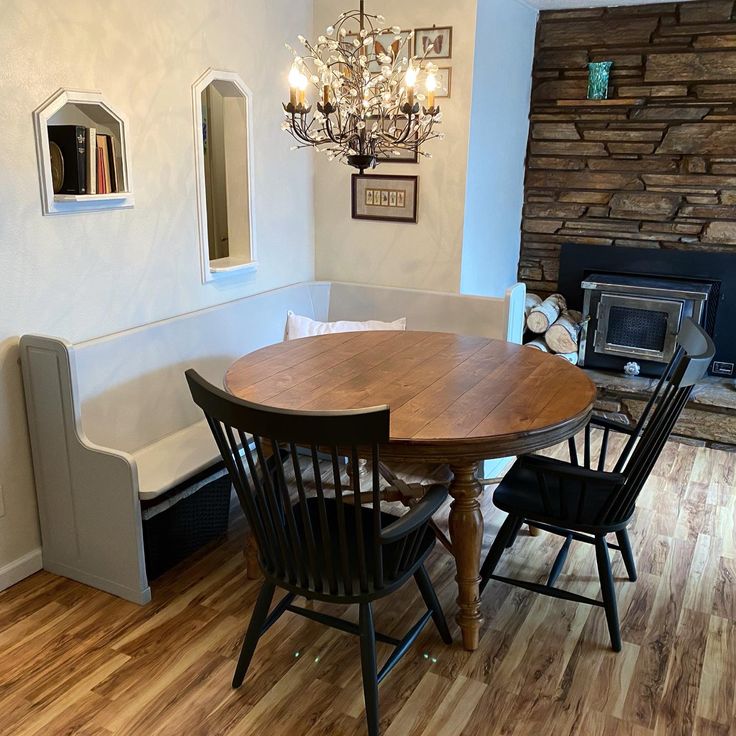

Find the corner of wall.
[
  {"left": 460, "top": 0, "right": 537, "bottom": 298},
  {"left": 0, "top": 549, "right": 42, "bottom": 593}
]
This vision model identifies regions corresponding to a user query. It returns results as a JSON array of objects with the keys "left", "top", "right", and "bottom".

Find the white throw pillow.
[{"left": 285, "top": 311, "right": 407, "bottom": 341}]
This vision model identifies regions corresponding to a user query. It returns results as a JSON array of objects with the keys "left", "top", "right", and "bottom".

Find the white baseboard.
[{"left": 0, "top": 548, "right": 43, "bottom": 592}]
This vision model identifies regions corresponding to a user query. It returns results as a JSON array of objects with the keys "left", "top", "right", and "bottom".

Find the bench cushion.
[
  {"left": 133, "top": 420, "right": 221, "bottom": 501},
  {"left": 285, "top": 311, "right": 406, "bottom": 340}
]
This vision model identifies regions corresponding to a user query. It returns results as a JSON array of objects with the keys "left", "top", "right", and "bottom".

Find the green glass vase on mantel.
[{"left": 587, "top": 61, "right": 613, "bottom": 100}]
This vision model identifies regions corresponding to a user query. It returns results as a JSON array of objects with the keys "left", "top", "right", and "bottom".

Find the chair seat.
[
  {"left": 263, "top": 498, "right": 435, "bottom": 602},
  {"left": 493, "top": 456, "right": 628, "bottom": 532}
]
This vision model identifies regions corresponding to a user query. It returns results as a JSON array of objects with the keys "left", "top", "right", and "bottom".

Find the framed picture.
[
  {"left": 418, "top": 66, "right": 451, "bottom": 99},
  {"left": 414, "top": 26, "right": 452, "bottom": 59},
  {"left": 352, "top": 174, "right": 418, "bottom": 223},
  {"left": 434, "top": 67, "right": 452, "bottom": 98},
  {"left": 346, "top": 30, "right": 412, "bottom": 71},
  {"left": 377, "top": 146, "right": 418, "bottom": 163}
]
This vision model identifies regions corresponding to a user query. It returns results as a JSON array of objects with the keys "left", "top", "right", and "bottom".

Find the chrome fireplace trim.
[{"left": 579, "top": 273, "right": 711, "bottom": 372}]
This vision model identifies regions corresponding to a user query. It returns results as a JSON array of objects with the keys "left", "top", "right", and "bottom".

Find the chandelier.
[{"left": 282, "top": 0, "right": 444, "bottom": 173}]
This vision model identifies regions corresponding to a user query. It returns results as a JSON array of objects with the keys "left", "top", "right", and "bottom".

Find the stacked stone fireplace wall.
[{"left": 519, "top": 0, "right": 736, "bottom": 296}]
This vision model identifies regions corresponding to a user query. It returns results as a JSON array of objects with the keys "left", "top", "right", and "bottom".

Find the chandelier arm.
[
  {"left": 290, "top": 127, "right": 319, "bottom": 146},
  {"left": 377, "top": 117, "right": 417, "bottom": 147},
  {"left": 324, "top": 115, "right": 357, "bottom": 147},
  {"left": 289, "top": 115, "right": 326, "bottom": 146}
]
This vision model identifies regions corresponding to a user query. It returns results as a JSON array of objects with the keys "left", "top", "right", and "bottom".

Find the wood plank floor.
[{"left": 1, "top": 436, "right": 735, "bottom": 735}]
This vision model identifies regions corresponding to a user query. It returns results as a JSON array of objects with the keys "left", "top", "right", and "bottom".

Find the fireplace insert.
[
  {"left": 579, "top": 273, "right": 712, "bottom": 375},
  {"left": 558, "top": 244, "right": 736, "bottom": 378}
]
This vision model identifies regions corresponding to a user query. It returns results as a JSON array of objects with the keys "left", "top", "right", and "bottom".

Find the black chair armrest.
[
  {"left": 590, "top": 415, "right": 635, "bottom": 436},
  {"left": 380, "top": 484, "right": 449, "bottom": 544},
  {"left": 522, "top": 454, "right": 625, "bottom": 486}
]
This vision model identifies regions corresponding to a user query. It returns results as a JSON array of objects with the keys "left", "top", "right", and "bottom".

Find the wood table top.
[{"left": 224, "top": 331, "right": 597, "bottom": 462}]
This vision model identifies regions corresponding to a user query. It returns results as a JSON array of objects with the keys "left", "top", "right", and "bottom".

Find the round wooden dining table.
[{"left": 225, "top": 330, "right": 597, "bottom": 651}]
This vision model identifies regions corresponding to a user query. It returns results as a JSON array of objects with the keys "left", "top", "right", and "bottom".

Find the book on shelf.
[
  {"left": 97, "top": 134, "right": 110, "bottom": 193},
  {"left": 95, "top": 133, "right": 121, "bottom": 194},
  {"left": 47, "top": 125, "right": 123, "bottom": 196},
  {"left": 48, "top": 125, "right": 87, "bottom": 194},
  {"left": 86, "top": 127, "right": 97, "bottom": 195},
  {"left": 97, "top": 143, "right": 106, "bottom": 193},
  {"left": 108, "top": 136, "right": 120, "bottom": 193}
]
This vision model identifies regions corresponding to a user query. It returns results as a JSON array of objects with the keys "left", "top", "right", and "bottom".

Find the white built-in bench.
[{"left": 20, "top": 280, "right": 525, "bottom": 604}]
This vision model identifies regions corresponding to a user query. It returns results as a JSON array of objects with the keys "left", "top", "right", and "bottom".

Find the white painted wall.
[
  {"left": 0, "top": 0, "right": 542, "bottom": 589},
  {"left": 460, "top": 0, "right": 537, "bottom": 298},
  {"left": 0, "top": 0, "right": 315, "bottom": 582},
  {"left": 314, "top": 0, "right": 478, "bottom": 292}
]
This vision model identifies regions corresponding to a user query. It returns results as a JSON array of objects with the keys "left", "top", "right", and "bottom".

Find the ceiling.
[{"left": 521, "top": 0, "right": 697, "bottom": 8}]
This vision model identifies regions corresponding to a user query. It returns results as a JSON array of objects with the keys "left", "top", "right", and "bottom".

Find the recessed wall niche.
[
  {"left": 192, "top": 69, "right": 257, "bottom": 283},
  {"left": 33, "top": 88, "right": 134, "bottom": 215}
]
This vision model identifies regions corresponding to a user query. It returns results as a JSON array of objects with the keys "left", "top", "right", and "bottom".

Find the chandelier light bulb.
[
  {"left": 426, "top": 71, "right": 438, "bottom": 109},
  {"left": 405, "top": 64, "right": 417, "bottom": 107},
  {"left": 288, "top": 64, "right": 309, "bottom": 106},
  {"left": 288, "top": 64, "right": 302, "bottom": 88}
]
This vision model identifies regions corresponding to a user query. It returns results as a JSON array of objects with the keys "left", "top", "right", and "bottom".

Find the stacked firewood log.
[{"left": 524, "top": 293, "right": 583, "bottom": 365}]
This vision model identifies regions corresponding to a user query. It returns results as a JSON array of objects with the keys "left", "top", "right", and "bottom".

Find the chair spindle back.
[{"left": 186, "top": 370, "right": 425, "bottom": 598}]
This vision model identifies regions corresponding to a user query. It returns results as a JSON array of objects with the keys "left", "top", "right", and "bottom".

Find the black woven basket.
[{"left": 142, "top": 471, "right": 232, "bottom": 580}]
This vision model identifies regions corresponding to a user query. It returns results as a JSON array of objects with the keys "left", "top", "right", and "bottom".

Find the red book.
[
  {"left": 97, "top": 146, "right": 106, "bottom": 193},
  {"left": 96, "top": 134, "right": 111, "bottom": 194}
]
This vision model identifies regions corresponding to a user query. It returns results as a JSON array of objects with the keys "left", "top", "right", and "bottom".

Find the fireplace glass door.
[{"left": 594, "top": 294, "right": 683, "bottom": 364}]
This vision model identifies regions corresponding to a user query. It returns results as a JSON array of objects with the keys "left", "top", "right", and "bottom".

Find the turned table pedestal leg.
[{"left": 448, "top": 462, "right": 484, "bottom": 652}]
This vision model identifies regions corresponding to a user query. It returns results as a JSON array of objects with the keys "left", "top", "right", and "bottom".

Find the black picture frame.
[
  {"left": 351, "top": 174, "right": 419, "bottom": 223},
  {"left": 414, "top": 26, "right": 453, "bottom": 60},
  {"left": 434, "top": 66, "right": 452, "bottom": 98},
  {"left": 376, "top": 147, "right": 419, "bottom": 164}
]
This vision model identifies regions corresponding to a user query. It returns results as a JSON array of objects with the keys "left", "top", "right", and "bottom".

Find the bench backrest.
[
  {"left": 328, "top": 282, "right": 525, "bottom": 343},
  {"left": 27, "top": 280, "right": 524, "bottom": 454},
  {"left": 73, "top": 282, "right": 329, "bottom": 452}
]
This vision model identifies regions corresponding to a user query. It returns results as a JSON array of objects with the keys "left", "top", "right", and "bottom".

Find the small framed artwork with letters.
[{"left": 352, "top": 174, "right": 418, "bottom": 223}]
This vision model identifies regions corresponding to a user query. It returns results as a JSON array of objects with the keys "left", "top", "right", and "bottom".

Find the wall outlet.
[
  {"left": 713, "top": 361, "right": 734, "bottom": 377},
  {"left": 0, "top": 485, "right": 5, "bottom": 518}
]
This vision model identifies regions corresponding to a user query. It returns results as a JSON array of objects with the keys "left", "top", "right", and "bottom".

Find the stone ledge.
[{"left": 585, "top": 368, "right": 736, "bottom": 449}]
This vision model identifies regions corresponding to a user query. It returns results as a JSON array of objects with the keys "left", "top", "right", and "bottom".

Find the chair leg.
[
  {"left": 414, "top": 564, "right": 452, "bottom": 645},
  {"left": 546, "top": 534, "right": 573, "bottom": 587},
  {"left": 480, "top": 514, "right": 521, "bottom": 593},
  {"left": 615, "top": 529, "right": 637, "bottom": 582},
  {"left": 506, "top": 516, "right": 526, "bottom": 548},
  {"left": 359, "top": 603, "right": 380, "bottom": 736},
  {"left": 595, "top": 536, "right": 622, "bottom": 653},
  {"left": 232, "top": 581, "right": 276, "bottom": 688}
]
